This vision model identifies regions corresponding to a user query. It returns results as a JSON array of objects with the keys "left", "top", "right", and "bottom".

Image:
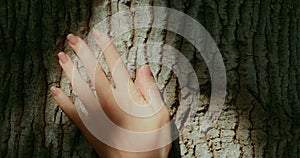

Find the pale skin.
[{"left": 50, "top": 32, "right": 172, "bottom": 158}]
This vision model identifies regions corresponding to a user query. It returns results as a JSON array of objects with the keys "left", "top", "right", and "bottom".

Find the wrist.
[{"left": 99, "top": 144, "right": 171, "bottom": 158}]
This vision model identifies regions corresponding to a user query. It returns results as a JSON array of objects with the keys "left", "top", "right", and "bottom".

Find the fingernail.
[
  {"left": 67, "top": 34, "right": 79, "bottom": 45},
  {"left": 142, "top": 65, "right": 152, "bottom": 77},
  {"left": 50, "top": 86, "right": 59, "bottom": 96},
  {"left": 58, "top": 52, "right": 68, "bottom": 64}
]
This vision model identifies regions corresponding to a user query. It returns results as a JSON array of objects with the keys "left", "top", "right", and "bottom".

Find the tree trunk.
[{"left": 0, "top": 0, "right": 299, "bottom": 157}]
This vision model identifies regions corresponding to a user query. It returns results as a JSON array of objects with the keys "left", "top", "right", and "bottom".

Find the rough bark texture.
[{"left": 0, "top": 0, "right": 299, "bottom": 157}]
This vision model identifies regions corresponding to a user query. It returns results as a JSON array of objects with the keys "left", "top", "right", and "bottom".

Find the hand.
[{"left": 51, "top": 32, "right": 172, "bottom": 158}]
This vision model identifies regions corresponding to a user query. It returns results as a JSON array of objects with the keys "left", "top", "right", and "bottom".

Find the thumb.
[{"left": 137, "top": 65, "right": 161, "bottom": 103}]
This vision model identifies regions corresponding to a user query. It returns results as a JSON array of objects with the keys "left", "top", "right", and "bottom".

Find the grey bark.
[{"left": 0, "top": 0, "right": 299, "bottom": 157}]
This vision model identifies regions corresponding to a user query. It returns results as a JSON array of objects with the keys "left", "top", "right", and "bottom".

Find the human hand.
[{"left": 50, "top": 32, "right": 172, "bottom": 157}]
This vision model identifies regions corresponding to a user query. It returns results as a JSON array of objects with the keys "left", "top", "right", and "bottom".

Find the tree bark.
[{"left": 0, "top": 0, "right": 299, "bottom": 157}]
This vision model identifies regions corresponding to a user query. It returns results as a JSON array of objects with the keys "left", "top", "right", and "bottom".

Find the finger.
[
  {"left": 93, "top": 31, "right": 122, "bottom": 73},
  {"left": 93, "top": 31, "right": 144, "bottom": 103},
  {"left": 50, "top": 86, "right": 83, "bottom": 127},
  {"left": 57, "top": 52, "right": 111, "bottom": 106},
  {"left": 66, "top": 34, "right": 112, "bottom": 98},
  {"left": 57, "top": 52, "right": 103, "bottom": 111},
  {"left": 58, "top": 52, "right": 97, "bottom": 109},
  {"left": 136, "top": 66, "right": 168, "bottom": 120},
  {"left": 50, "top": 86, "right": 110, "bottom": 156},
  {"left": 137, "top": 65, "right": 163, "bottom": 105},
  {"left": 57, "top": 52, "right": 125, "bottom": 121}
]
